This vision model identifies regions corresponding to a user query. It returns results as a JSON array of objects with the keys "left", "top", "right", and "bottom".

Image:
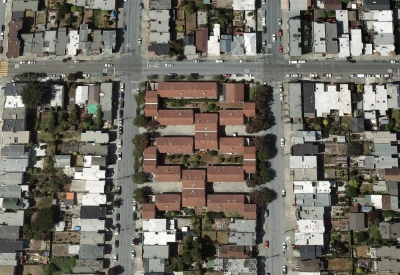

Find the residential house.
[
  {"left": 181, "top": 169, "right": 206, "bottom": 208},
  {"left": 99, "top": 83, "right": 113, "bottom": 120},
  {"left": 300, "top": 245, "right": 324, "bottom": 260},
  {"left": 157, "top": 82, "right": 218, "bottom": 99},
  {"left": 154, "top": 194, "right": 181, "bottom": 211},
  {"left": 148, "top": 10, "right": 171, "bottom": 44},
  {"left": 78, "top": 245, "right": 104, "bottom": 259},
  {"left": 141, "top": 204, "right": 157, "bottom": 219},
  {"left": 80, "top": 232, "right": 105, "bottom": 245},
  {"left": 302, "top": 83, "right": 315, "bottom": 117},
  {"left": 207, "top": 166, "right": 244, "bottom": 182},
  {"left": 81, "top": 194, "right": 107, "bottom": 206},
  {"left": 290, "top": 156, "right": 317, "bottom": 169},
  {"left": 81, "top": 144, "right": 108, "bottom": 155},
  {"left": 314, "top": 83, "right": 351, "bottom": 117},
  {"left": 224, "top": 83, "right": 244, "bottom": 103},
  {"left": 0, "top": 173, "right": 24, "bottom": 186},
  {"left": 156, "top": 137, "right": 193, "bottom": 154},
  {"left": 80, "top": 206, "right": 107, "bottom": 219},
  {"left": 1, "top": 131, "right": 30, "bottom": 145},
  {"left": 81, "top": 131, "right": 109, "bottom": 144},
  {"left": 379, "top": 222, "right": 400, "bottom": 239},
  {"left": 142, "top": 219, "right": 177, "bottom": 245},
  {"left": 218, "top": 245, "right": 252, "bottom": 258},
  {"left": 102, "top": 30, "right": 116, "bottom": 54},
  {"left": 156, "top": 110, "right": 194, "bottom": 125},
  {"left": 291, "top": 144, "right": 319, "bottom": 156},
  {"left": 6, "top": 20, "right": 23, "bottom": 59},
  {"left": 196, "top": 27, "right": 208, "bottom": 53},
  {"left": 72, "top": 259, "right": 103, "bottom": 273},
  {"left": 195, "top": 113, "right": 219, "bottom": 150},
  {"left": 54, "top": 155, "right": 71, "bottom": 168},
  {"left": 80, "top": 219, "right": 105, "bottom": 232}
]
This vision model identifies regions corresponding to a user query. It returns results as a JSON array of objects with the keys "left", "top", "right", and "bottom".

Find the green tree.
[
  {"left": 323, "top": 119, "right": 329, "bottom": 126},
  {"left": 134, "top": 90, "right": 146, "bottom": 106},
  {"left": 346, "top": 185, "right": 358, "bottom": 198},
  {"left": 70, "top": 5, "right": 78, "bottom": 12},
  {"left": 355, "top": 231, "right": 369, "bottom": 243},
  {"left": 212, "top": 74, "right": 224, "bottom": 82},
  {"left": 50, "top": 257, "right": 77, "bottom": 274},
  {"left": 58, "top": 3, "right": 70, "bottom": 17},
  {"left": 348, "top": 179, "right": 360, "bottom": 188},
  {"left": 356, "top": 267, "right": 363, "bottom": 274},
  {"left": 95, "top": 106, "right": 103, "bottom": 130},
  {"left": 190, "top": 247, "right": 203, "bottom": 262},
  {"left": 133, "top": 188, "right": 145, "bottom": 202},
  {"left": 132, "top": 171, "right": 147, "bottom": 184},
  {"left": 31, "top": 207, "right": 54, "bottom": 240},
  {"left": 133, "top": 115, "right": 146, "bottom": 127},
  {"left": 21, "top": 82, "right": 44, "bottom": 109},
  {"left": 43, "top": 263, "right": 58, "bottom": 275},
  {"left": 65, "top": 17, "right": 73, "bottom": 25}
]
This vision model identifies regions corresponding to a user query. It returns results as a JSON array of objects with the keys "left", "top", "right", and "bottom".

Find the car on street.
[
  {"left": 119, "top": 109, "right": 123, "bottom": 118},
  {"left": 118, "top": 139, "right": 122, "bottom": 148},
  {"left": 117, "top": 186, "right": 121, "bottom": 195},
  {"left": 194, "top": 59, "right": 202, "bottom": 63},
  {"left": 120, "top": 83, "right": 124, "bottom": 91},
  {"left": 119, "top": 92, "right": 124, "bottom": 99},
  {"left": 240, "top": 60, "right": 247, "bottom": 63},
  {"left": 280, "top": 93, "right": 283, "bottom": 101},
  {"left": 27, "top": 61, "right": 36, "bottom": 64},
  {"left": 286, "top": 74, "right": 291, "bottom": 77},
  {"left": 133, "top": 202, "right": 137, "bottom": 211},
  {"left": 83, "top": 73, "right": 91, "bottom": 77},
  {"left": 138, "top": 38, "right": 142, "bottom": 44},
  {"left": 376, "top": 74, "right": 384, "bottom": 78},
  {"left": 139, "top": 2, "right": 144, "bottom": 9},
  {"left": 264, "top": 209, "right": 269, "bottom": 217},
  {"left": 105, "top": 63, "right": 113, "bottom": 67},
  {"left": 272, "top": 34, "right": 276, "bottom": 42},
  {"left": 283, "top": 265, "right": 287, "bottom": 274},
  {"left": 278, "top": 18, "right": 282, "bottom": 25},
  {"left": 216, "top": 60, "right": 224, "bottom": 63},
  {"left": 115, "top": 224, "right": 120, "bottom": 235},
  {"left": 367, "top": 74, "right": 375, "bottom": 77},
  {"left": 120, "top": 101, "right": 124, "bottom": 109},
  {"left": 20, "top": 61, "right": 27, "bottom": 64},
  {"left": 323, "top": 73, "right": 332, "bottom": 77},
  {"left": 391, "top": 60, "right": 399, "bottom": 64},
  {"left": 262, "top": 40, "right": 267, "bottom": 46},
  {"left": 165, "top": 63, "right": 174, "bottom": 67},
  {"left": 292, "top": 74, "right": 299, "bottom": 77},
  {"left": 99, "top": 73, "right": 107, "bottom": 76},
  {"left": 168, "top": 73, "right": 177, "bottom": 77},
  {"left": 119, "top": 126, "right": 123, "bottom": 134},
  {"left": 262, "top": 0, "right": 265, "bottom": 3},
  {"left": 223, "top": 74, "right": 231, "bottom": 77},
  {"left": 118, "top": 153, "right": 122, "bottom": 160},
  {"left": 113, "top": 254, "right": 118, "bottom": 262},
  {"left": 279, "top": 45, "right": 283, "bottom": 53},
  {"left": 283, "top": 242, "right": 287, "bottom": 250},
  {"left": 132, "top": 250, "right": 136, "bottom": 257},
  {"left": 0, "top": 33, "right": 3, "bottom": 40},
  {"left": 310, "top": 73, "right": 318, "bottom": 78},
  {"left": 265, "top": 241, "right": 269, "bottom": 249},
  {"left": 1, "top": 25, "right": 4, "bottom": 31},
  {"left": 347, "top": 59, "right": 356, "bottom": 63},
  {"left": 280, "top": 138, "right": 285, "bottom": 146},
  {"left": 115, "top": 240, "right": 119, "bottom": 248},
  {"left": 133, "top": 212, "right": 137, "bottom": 220},
  {"left": 116, "top": 213, "right": 120, "bottom": 221},
  {"left": 263, "top": 26, "right": 267, "bottom": 34},
  {"left": 244, "top": 73, "right": 252, "bottom": 77},
  {"left": 282, "top": 189, "right": 286, "bottom": 197}
]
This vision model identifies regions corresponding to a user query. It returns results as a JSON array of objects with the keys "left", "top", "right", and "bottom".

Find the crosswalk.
[{"left": 0, "top": 62, "right": 8, "bottom": 77}]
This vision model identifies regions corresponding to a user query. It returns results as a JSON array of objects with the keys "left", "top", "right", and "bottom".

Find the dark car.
[
  {"left": 116, "top": 213, "right": 120, "bottom": 221},
  {"left": 133, "top": 212, "right": 137, "bottom": 220},
  {"left": 117, "top": 186, "right": 121, "bottom": 195},
  {"left": 119, "top": 127, "right": 123, "bottom": 135},
  {"left": 120, "top": 92, "right": 124, "bottom": 99},
  {"left": 116, "top": 200, "right": 121, "bottom": 208},
  {"left": 99, "top": 73, "right": 107, "bottom": 76},
  {"left": 139, "top": 2, "right": 144, "bottom": 9},
  {"left": 168, "top": 73, "right": 176, "bottom": 77},
  {"left": 347, "top": 59, "right": 356, "bottom": 63},
  {"left": 263, "top": 26, "right": 267, "bottom": 34},
  {"left": 115, "top": 240, "right": 119, "bottom": 248},
  {"left": 1, "top": 25, "right": 4, "bottom": 31},
  {"left": 119, "top": 110, "right": 123, "bottom": 118},
  {"left": 120, "top": 101, "right": 124, "bottom": 109}
]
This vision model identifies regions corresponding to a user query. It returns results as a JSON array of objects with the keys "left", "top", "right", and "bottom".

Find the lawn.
[
  {"left": 249, "top": 87, "right": 256, "bottom": 101},
  {"left": 326, "top": 258, "right": 352, "bottom": 271},
  {"left": 392, "top": 109, "right": 400, "bottom": 128},
  {"left": 340, "top": 116, "right": 352, "bottom": 132}
]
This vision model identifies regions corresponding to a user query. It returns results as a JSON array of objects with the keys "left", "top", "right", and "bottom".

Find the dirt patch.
[
  {"left": 326, "top": 258, "right": 352, "bottom": 271},
  {"left": 83, "top": 10, "right": 93, "bottom": 23},
  {"left": 53, "top": 231, "right": 80, "bottom": 244},
  {"left": 36, "top": 11, "right": 46, "bottom": 25},
  {"left": 186, "top": 12, "right": 197, "bottom": 34},
  {"left": 354, "top": 246, "right": 371, "bottom": 258},
  {"left": 52, "top": 243, "right": 69, "bottom": 257},
  {"left": 331, "top": 232, "right": 349, "bottom": 242},
  {"left": 23, "top": 265, "right": 45, "bottom": 275}
]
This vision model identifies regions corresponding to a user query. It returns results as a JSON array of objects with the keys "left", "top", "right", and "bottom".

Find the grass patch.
[
  {"left": 392, "top": 109, "right": 400, "bottom": 128},
  {"left": 340, "top": 116, "right": 352, "bottom": 132},
  {"left": 360, "top": 183, "right": 373, "bottom": 194},
  {"left": 249, "top": 87, "right": 256, "bottom": 101}
]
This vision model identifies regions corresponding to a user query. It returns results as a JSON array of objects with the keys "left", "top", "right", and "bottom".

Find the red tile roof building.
[
  {"left": 219, "top": 137, "right": 245, "bottom": 154},
  {"left": 225, "top": 83, "right": 245, "bottom": 103},
  {"left": 156, "top": 137, "right": 194, "bottom": 154},
  {"left": 243, "top": 204, "right": 257, "bottom": 219},
  {"left": 243, "top": 146, "right": 257, "bottom": 173},
  {"left": 143, "top": 146, "right": 158, "bottom": 172},
  {"left": 182, "top": 170, "right": 206, "bottom": 208},
  {"left": 141, "top": 204, "right": 157, "bottom": 219},
  {"left": 207, "top": 166, "right": 245, "bottom": 182},
  {"left": 219, "top": 110, "right": 245, "bottom": 125},
  {"left": 157, "top": 109, "right": 194, "bottom": 125},
  {"left": 157, "top": 82, "right": 218, "bottom": 99},
  {"left": 196, "top": 27, "right": 208, "bottom": 53},
  {"left": 154, "top": 166, "right": 181, "bottom": 182},
  {"left": 155, "top": 194, "right": 182, "bottom": 211},
  {"left": 243, "top": 102, "right": 256, "bottom": 117},
  {"left": 207, "top": 194, "right": 245, "bottom": 212},
  {"left": 144, "top": 91, "right": 159, "bottom": 117},
  {"left": 195, "top": 113, "right": 219, "bottom": 150}
]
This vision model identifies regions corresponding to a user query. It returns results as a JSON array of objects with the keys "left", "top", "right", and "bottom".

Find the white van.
[{"left": 289, "top": 60, "right": 298, "bottom": 64}]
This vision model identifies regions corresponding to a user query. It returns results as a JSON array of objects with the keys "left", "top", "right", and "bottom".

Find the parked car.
[
  {"left": 263, "top": 26, "right": 267, "bottom": 34},
  {"left": 165, "top": 63, "right": 174, "bottom": 67},
  {"left": 279, "top": 45, "right": 283, "bottom": 53},
  {"left": 194, "top": 59, "right": 202, "bottom": 63},
  {"left": 120, "top": 101, "right": 124, "bottom": 109},
  {"left": 280, "top": 93, "right": 283, "bottom": 101},
  {"left": 118, "top": 139, "right": 122, "bottom": 148},
  {"left": 310, "top": 73, "right": 318, "bottom": 78},
  {"left": 223, "top": 74, "right": 231, "bottom": 77},
  {"left": 262, "top": 40, "right": 267, "bottom": 46},
  {"left": 239, "top": 60, "right": 247, "bottom": 63},
  {"left": 283, "top": 242, "right": 287, "bottom": 250},
  {"left": 99, "top": 73, "right": 107, "bottom": 76},
  {"left": 133, "top": 212, "right": 137, "bottom": 220},
  {"left": 118, "top": 153, "right": 122, "bottom": 160},
  {"left": 139, "top": 2, "right": 144, "bottom": 9},
  {"left": 119, "top": 110, "right": 123, "bottom": 118},
  {"left": 391, "top": 60, "right": 399, "bottom": 64},
  {"left": 323, "top": 73, "right": 332, "bottom": 77},
  {"left": 1, "top": 25, "right": 4, "bottom": 31},
  {"left": 113, "top": 254, "right": 118, "bottom": 262},
  {"left": 272, "top": 34, "right": 276, "bottom": 42},
  {"left": 278, "top": 18, "right": 282, "bottom": 25},
  {"left": 216, "top": 60, "right": 224, "bottom": 63},
  {"left": 115, "top": 240, "right": 119, "bottom": 248},
  {"left": 115, "top": 224, "right": 120, "bottom": 235},
  {"left": 283, "top": 266, "right": 287, "bottom": 274},
  {"left": 265, "top": 241, "right": 269, "bottom": 249},
  {"left": 264, "top": 209, "right": 269, "bottom": 217},
  {"left": 117, "top": 186, "right": 121, "bottom": 195},
  {"left": 138, "top": 38, "right": 142, "bottom": 44},
  {"left": 281, "top": 138, "right": 285, "bottom": 146},
  {"left": 132, "top": 250, "right": 136, "bottom": 257},
  {"left": 116, "top": 213, "right": 120, "bottom": 221},
  {"left": 282, "top": 189, "right": 286, "bottom": 197},
  {"left": 348, "top": 59, "right": 356, "bottom": 63},
  {"left": 120, "top": 83, "right": 125, "bottom": 91},
  {"left": 105, "top": 63, "right": 113, "bottom": 67},
  {"left": 133, "top": 202, "right": 137, "bottom": 211}
]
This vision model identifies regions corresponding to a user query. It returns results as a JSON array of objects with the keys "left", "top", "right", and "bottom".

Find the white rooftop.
[
  {"left": 232, "top": 0, "right": 254, "bottom": 10},
  {"left": 350, "top": 29, "right": 363, "bottom": 56},
  {"left": 4, "top": 96, "right": 24, "bottom": 108},
  {"left": 360, "top": 10, "right": 392, "bottom": 21},
  {"left": 80, "top": 219, "right": 105, "bottom": 231},
  {"left": 143, "top": 219, "right": 168, "bottom": 232},
  {"left": 74, "top": 167, "right": 105, "bottom": 181},
  {"left": 76, "top": 86, "right": 89, "bottom": 105},
  {"left": 85, "top": 180, "right": 105, "bottom": 194},
  {"left": 50, "top": 84, "right": 65, "bottom": 107},
  {"left": 290, "top": 156, "right": 317, "bottom": 169},
  {"left": 338, "top": 36, "right": 350, "bottom": 58},
  {"left": 293, "top": 181, "right": 332, "bottom": 194},
  {"left": 297, "top": 220, "right": 325, "bottom": 233},
  {"left": 143, "top": 231, "right": 176, "bottom": 245},
  {"left": 67, "top": 30, "right": 79, "bottom": 56},
  {"left": 313, "top": 22, "right": 326, "bottom": 53},
  {"left": 81, "top": 193, "right": 106, "bottom": 206},
  {"left": 244, "top": 33, "right": 256, "bottom": 56},
  {"left": 207, "top": 35, "right": 220, "bottom": 56},
  {"left": 294, "top": 232, "right": 324, "bottom": 245}
]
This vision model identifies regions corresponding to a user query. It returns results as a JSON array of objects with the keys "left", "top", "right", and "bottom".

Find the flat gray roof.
[
  {"left": 229, "top": 219, "right": 256, "bottom": 233},
  {"left": 100, "top": 83, "right": 112, "bottom": 120},
  {"left": 295, "top": 194, "right": 331, "bottom": 207},
  {"left": 78, "top": 245, "right": 104, "bottom": 259},
  {"left": 1, "top": 145, "right": 29, "bottom": 159},
  {"left": 228, "top": 232, "right": 255, "bottom": 246},
  {"left": 0, "top": 226, "right": 20, "bottom": 239},
  {"left": 12, "top": 0, "right": 39, "bottom": 11},
  {"left": 288, "top": 83, "right": 302, "bottom": 119},
  {"left": 0, "top": 186, "right": 22, "bottom": 198},
  {"left": 289, "top": 19, "right": 302, "bottom": 56},
  {"left": 143, "top": 245, "right": 169, "bottom": 259}
]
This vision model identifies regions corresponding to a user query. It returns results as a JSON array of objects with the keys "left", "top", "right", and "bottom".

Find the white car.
[
  {"left": 272, "top": 34, "right": 276, "bottom": 42},
  {"left": 283, "top": 242, "right": 287, "bottom": 250},
  {"left": 281, "top": 138, "right": 285, "bottom": 146},
  {"left": 298, "top": 74, "right": 302, "bottom": 77},
  {"left": 20, "top": 61, "right": 26, "bottom": 64},
  {"left": 118, "top": 119, "right": 123, "bottom": 126},
  {"left": 194, "top": 59, "right": 202, "bottom": 63},
  {"left": 118, "top": 139, "right": 122, "bottom": 148},
  {"left": 292, "top": 74, "right": 299, "bottom": 77},
  {"left": 323, "top": 73, "right": 332, "bottom": 77},
  {"left": 28, "top": 61, "right": 36, "bottom": 64},
  {"left": 118, "top": 153, "right": 122, "bottom": 160},
  {"left": 244, "top": 73, "right": 252, "bottom": 77},
  {"left": 282, "top": 189, "right": 286, "bottom": 197},
  {"left": 138, "top": 38, "right": 142, "bottom": 44},
  {"left": 216, "top": 60, "right": 224, "bottom": 63},
  {"left": 113, "top": 254, "right": 118, "bottom": 262},
  {"left": 391, "top": 60, "right": 399, "bottom": 64},
  {"left": 83, "top": 73, "right": 91, "bottom": 77},
  {"left": 280, "top": 93, "right": 283, "bottom": 101},
  {"left": 376, "top": 74, "right": 384, "bottom": 78},
  {"left": 283, "top": 265, "right": 287, "bottom": 274},
  {"left": 105, "top": 64, "right": 113, "bottom": 67},
  {"left": 286, "top": 74, "right": 291, "bottom": 77},
  {"left": 133, "top": 202, "right": 137, "bottom": 211},
  {"left": 165, "top": 63, "right": 174, "bottom": 67},
  {"left": 310, "top": 73, "right": 318, "bottom": 78},
  {"left": 0, "top": 33, "right": 3, "bottom": 40},
  {"left": 240, "top": 60, "right": 247, "bottom": 63},
  {"left": 262, "top": 0, "right": 266, "bottom": 3},
  {"left": 120, "top": 83, "right": 125, "bottom": 91},
  {"left": 278, "top": 18, "right": 282, "bottom": 25}
]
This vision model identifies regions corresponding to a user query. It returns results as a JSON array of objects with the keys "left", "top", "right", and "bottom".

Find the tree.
[
  {"left": 190, "top": 247, "right": 203, "bottom": 262},
  {"left": 323, "top": 119, "right": 329, "bottom": 126},
  {"left": 134, "top": 90, "right": 146, "bottom": 106},
  {"left": 368, "top": 209, "right": 383, "bottom": 224},
  {"left": 95, "top": 106, "right": 103, "bottom": 130},
  {"left": 212, "top": 74, "right": 224, "bottom": 82},
  {"left": 57, "top": 3, "right": 70, "bottom": 18},
  {"left": 250, "top": 187, "right": 276, "bottom": 206},
  {"left": 50, "top": 257, "right": 77, "bottom": 274},
  {"left": 246, "top": 114, "right": 269, "bottom": 134},
  {"left": 346, "top": 185, "right": 358, "bottom": 198},
  {"left": 133, "top": 115, "right": 146, "bottom": 127},
  {"left": 108, "top": 267, "right": 118, "bottom": 275},
  {"left": 355, "top": 231, "right": 369, "bottom": 243},
  {"left": 70, "top": 5, "right": 78, "bottom": 12},
  {"left": 132, "top": 171, "right": 147, "bottom": 184},
  {"left": 21, "top": 82, "right": 44, "bottom": 109},
  {"left": 347, "top": 141, "right": 363, "bottom": 156},
  {"left": 31, "top": 207, "right": 55, "bottom": 240},
  {"left": 67, "top": 73, "right": 77, "bottom": 81},
  {"left": 133, "top": 188, "right": 145, "bottom": 202},
  {"left": 163, "top": 75, "right": 173, "bottom": 82},
  {"left": 348, "top": 179, "right": 360, "bottom": 188},
  {"left": 65, "top": 17, "right": 73, "bottom": 26},
  {"left": 43, "top": 264, "right": 58, "bottom": 275},
  {"left": 356, "top": 267, "right": 363, "bottom": 274}
]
